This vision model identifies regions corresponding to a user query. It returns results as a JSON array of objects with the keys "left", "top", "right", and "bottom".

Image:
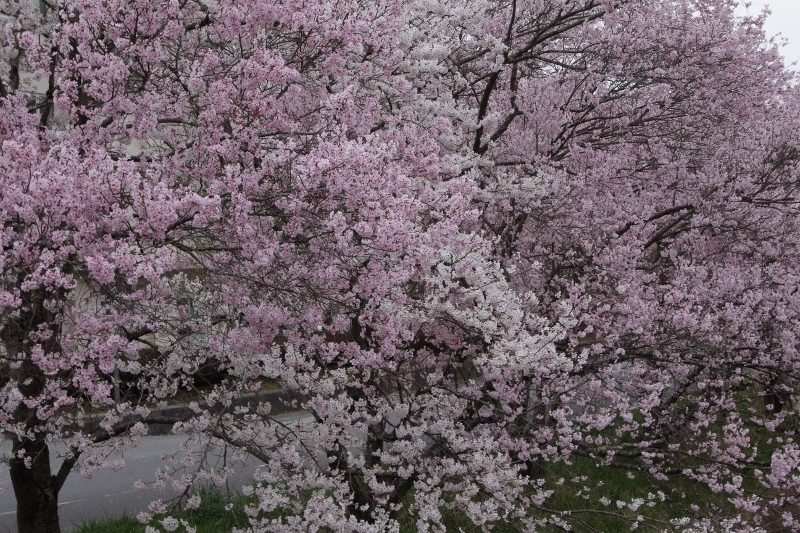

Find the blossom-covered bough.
[{"left": 1, "top": 0, "right": 799, "bottom": 531}]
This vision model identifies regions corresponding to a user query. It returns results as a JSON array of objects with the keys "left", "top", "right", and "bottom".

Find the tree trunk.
[
  {"left": 1, "top": 286, "right": 72, "bottom": 533},
  {"left": 9, "top": 435, "right": 62, "bottom": 533}
]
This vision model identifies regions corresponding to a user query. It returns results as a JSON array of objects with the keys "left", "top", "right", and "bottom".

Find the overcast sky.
[{"left": 740, "top": 0, "right": 800, "bottom": 69}]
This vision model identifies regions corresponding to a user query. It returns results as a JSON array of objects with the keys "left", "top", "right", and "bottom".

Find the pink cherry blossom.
[{"left": 2, "top": 0, "right": 800, "bottom": 531}]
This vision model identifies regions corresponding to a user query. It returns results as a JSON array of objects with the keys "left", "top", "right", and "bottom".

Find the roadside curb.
[{"left": 145, "top": 388, "right": 307, "bottom": 436}]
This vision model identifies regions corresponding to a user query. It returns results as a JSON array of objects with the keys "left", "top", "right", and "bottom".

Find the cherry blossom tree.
[
  {"left": 462, "top": 1, "right": 800, "bottom": 529},
  {"left": 1, "top": 0, "right": 799, "bottom": 532}
]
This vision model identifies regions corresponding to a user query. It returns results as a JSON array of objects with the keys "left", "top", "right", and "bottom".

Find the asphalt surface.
[{"left": 0, "top": 411, "right": 313, "bottom": 533}]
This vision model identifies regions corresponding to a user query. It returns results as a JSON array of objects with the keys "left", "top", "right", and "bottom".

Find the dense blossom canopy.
[{"left": 1, "top": 0, "right": 800, "bottom": 531}]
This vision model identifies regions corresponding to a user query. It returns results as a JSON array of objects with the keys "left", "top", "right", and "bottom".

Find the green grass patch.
[
  {"left": 175, "top": 487, "right": 254, "bottom": 533},
  {"left": 71, "top": 515, "right": 143, "bottom": 533},
  {"left": 70, "top": 487, "right": 255, "bottom": 533}
]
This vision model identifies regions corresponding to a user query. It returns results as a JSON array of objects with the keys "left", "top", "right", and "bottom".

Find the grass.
[
  {"left": 72, "top": 516, "right": 143, "bottom": 533},
  {"left": 70, "top": 488, "right": 256, "bottom": 533},
  {"left": 531, "top": 456, "right": 708, "bottom": 532}
]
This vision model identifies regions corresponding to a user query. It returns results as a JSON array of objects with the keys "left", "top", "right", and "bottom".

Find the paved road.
[{"left": 0, "top": 412, "right": 313, "bottom": 533}]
